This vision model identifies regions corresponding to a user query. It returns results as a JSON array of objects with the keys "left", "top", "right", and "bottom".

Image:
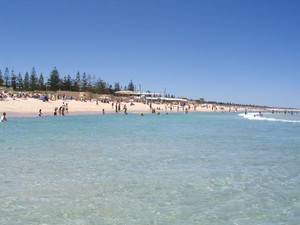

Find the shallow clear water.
[{"left": 1, "top": 112, "right": 300, "bottom": 224}]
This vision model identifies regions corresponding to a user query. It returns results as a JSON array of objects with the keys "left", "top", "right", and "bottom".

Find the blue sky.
[{"left": 1, "top": 0, "right": 299, "bottom": 107}]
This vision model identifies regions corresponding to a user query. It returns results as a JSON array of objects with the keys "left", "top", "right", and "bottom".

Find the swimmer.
[{"left": 141, "top": 113, "right": 144, "bottom": 116}]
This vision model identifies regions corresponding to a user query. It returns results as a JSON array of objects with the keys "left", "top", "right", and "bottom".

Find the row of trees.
[{"left": 0, "top": 67, "right": 135, "bottom": 94}]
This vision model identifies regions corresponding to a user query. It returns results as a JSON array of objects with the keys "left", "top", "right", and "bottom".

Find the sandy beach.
[{"left": 0, "top": 97, "right": 259, "bottom": 117}]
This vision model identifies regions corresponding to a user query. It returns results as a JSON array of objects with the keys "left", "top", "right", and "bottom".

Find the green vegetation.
[{"left": 0, "top": 67, "right": 136, "bottom": 95}]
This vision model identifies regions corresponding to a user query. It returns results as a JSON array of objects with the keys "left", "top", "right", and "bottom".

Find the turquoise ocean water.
[{"left": 1, "top": 112, "right": 300, "bottom": 224}]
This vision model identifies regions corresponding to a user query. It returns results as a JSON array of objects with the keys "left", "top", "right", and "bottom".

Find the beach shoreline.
[{"left": 0, "top": 98, "right": 298, "bottom": 118}]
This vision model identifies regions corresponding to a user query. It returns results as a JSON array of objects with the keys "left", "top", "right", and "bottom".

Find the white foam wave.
[{"left": 238, "top": 112, "right": 300, "bottom": 123}]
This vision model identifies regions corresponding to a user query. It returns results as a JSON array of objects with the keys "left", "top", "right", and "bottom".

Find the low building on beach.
[{"left": 115, "top": 91, "right": 187, "bottom": 103}]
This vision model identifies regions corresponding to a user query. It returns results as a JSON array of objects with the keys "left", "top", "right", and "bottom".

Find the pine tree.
[
  {"left": 92, "top": 75, "right": 96, "bottom": 87},
  {"left": 114, "top": 82, "right": 121, "bottom": 92},
  {"left": 87, "top": 74, "right": 92, "bottom": 91},
  {"left": 127, "top": 80, "right": 134, "bottom": 91},
  {"left": 82, "top": 72, "right": 87, "bottom": 91},
  {"left": 4, "top": 67, "right": 10, "bottom": 87},
  {"left": 24, "top": 72, "right": 29, "bottom": 91},
  {"left": 96, "top": 78, "right": 106, "bottom": 93},
  {"left": 38, "top": 73, "right": 45, "bottom": 90},
  {"left": 62, "top": 75, "right": 72, "bottom": 91},
  {"left": 108, "top": 84, "right": 113, "bottom": 94},
  {"left": 72, "top": 79, "right": 79, "bottom": 91},
  {"left": 75, "top": 71, "right": 81, "bottom": 91},
  {"left": 47, "top": 67, "right": 60, "bottom": 91},
  {"left": 17, "top": 73, "right": 23, "bottom": 90},
  {"left": 0, "top": 70, "right": 3, "bottom": 85},
  {"left": 29, "top": 67, "right": 38, "bottom": 91},
  {"left": 11, "top": 69, "right": 17, "bottom": 90}
]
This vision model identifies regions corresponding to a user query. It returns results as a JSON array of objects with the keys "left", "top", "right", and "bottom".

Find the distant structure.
[
  {"left": 115, "top": 91, "right": 187, "bottom": 102},
  {"left": 199, "top": 98, "right": 205, "bottom": 103}
]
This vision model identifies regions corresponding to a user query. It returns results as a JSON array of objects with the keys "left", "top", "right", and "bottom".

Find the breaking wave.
[{"left": 238, "top": 112, "right": 300, "bottom": 123}]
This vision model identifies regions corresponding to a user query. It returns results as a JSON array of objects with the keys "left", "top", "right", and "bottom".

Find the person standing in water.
[
  {"left": 39, "top": 109, "right": 44, "bottom": 117},
  {"left": 123, "top": 104, "right": 127, "bottom": 114},
  {"left": 1, "top": 112, "right": 7, "bottom": 122},
  {"left": 62, "top": 106, "right": 65, "bottom": 116},
  {"left": 65, "top": 103, "right": 69, "bottom": 114},
  {"left": 54, "top": 107, "right": 58, "bottom": 115}
]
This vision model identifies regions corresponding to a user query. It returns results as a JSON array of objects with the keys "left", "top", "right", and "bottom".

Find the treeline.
[{"left": 0, "top": 67, "right": 135, "bottom": 94}]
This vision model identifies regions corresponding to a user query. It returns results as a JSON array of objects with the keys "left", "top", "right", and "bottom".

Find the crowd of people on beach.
[
  {"left": 1, "top": 90, "right": 298, "bottom": 121},
  {"left": 33, "top": 99, "right": 198, "bottom": 117},
  {"left": 53, "top": 102, "right": 68, "bottom": 116},
  {"left": 0, "top": 91, "right": 30, "bottom": 101},
  {"left": 37, "top": 102, "right": 69, "bottom": 117}
]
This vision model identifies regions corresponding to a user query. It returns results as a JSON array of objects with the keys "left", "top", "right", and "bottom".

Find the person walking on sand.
[{"left": 1, "top": 112, "right": 8, "bottom": 122}]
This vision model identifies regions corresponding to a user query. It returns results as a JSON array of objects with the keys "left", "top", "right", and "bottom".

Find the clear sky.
[{"left": 1, "top": 0, "right": 299, "bottom": 108}]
